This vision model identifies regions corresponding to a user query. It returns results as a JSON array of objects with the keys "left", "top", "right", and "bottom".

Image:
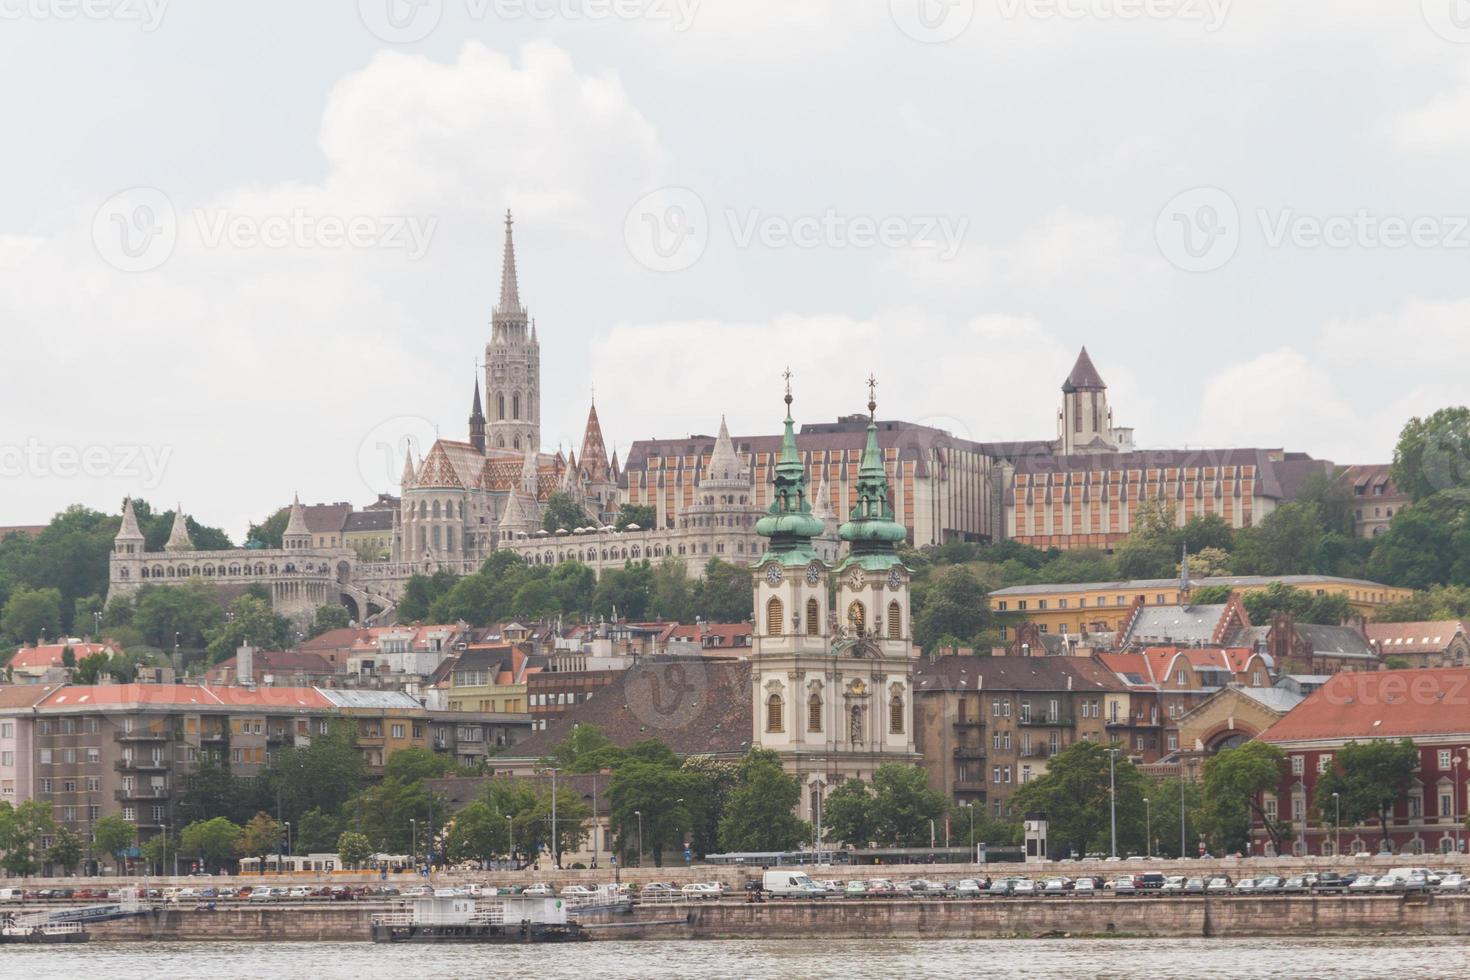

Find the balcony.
[
  {"left": 1106, "top": 717, "right": 1159, "bottom": 729},
  {"left": 953, "top": 718, "right": 986, "bottom": 730},
  {"left": 953, "top": 746, "right": 987, "bottom": 760},
  {"left": 114, "top": 728, "right": 170, "bottom": 743},
  {"left": 114, "top": 757, "right": 169, "bottom": 772},
  {"left": 198, "top": 731, "right": 228, "bottom": 744},
  {"left": 1018, "top": 716, "right": 1075, "bottom": 728},
  {"left": 115, "top": 786, "right": 170, "bottom": 802},
  {"left": 266, "top": 731, "right": 289, "bottom": 746},
  {"left": 953, "top": 781, "right": 988, "bottom": 794}
]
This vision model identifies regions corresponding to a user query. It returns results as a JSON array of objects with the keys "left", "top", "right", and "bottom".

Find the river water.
[{"left": 3, "top": 937, "right": 1468, "bottom": 978}]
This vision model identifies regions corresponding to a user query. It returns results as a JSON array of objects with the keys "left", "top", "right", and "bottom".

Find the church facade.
[{"left": 749, "top": 379, "right": 920, "bottom": 830}]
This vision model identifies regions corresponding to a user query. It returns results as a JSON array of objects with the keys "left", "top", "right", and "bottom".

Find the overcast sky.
[{"left": 5, "top": 1, "right": 1470, "bottom": 538}]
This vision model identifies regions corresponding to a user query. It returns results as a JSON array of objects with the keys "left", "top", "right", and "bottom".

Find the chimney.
[{"left": 237, "top": 643, "right": 255, "bottom": 686}]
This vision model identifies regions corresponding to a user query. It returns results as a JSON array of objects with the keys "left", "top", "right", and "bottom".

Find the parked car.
[
  {"left": 1255, "top": 876, "right": 1285, "bottom": 893},
  {"left": 561, "top": 885, "right": 597, "bottom": 899},
  {"left": 866, "top": 879, "right": 897, "bottom": 898},
  {"left": 845, "top": 880, "right": 870, "bottom": 898},
  {"left": 1011, "top": 879, "right": 1037, "bottom": 897},
  {"left": 1206, "top": 876, "right": 1233, "bottom": 893},
  {"left": 1235, "top": 878, "right": 1260, "bottom": 893},
  {"left": 1437, "top": 873, "right": 1468, "bottom": 893},
  {"left": 1281, "top": 876, "right": 1310, "bottom": 893},
  {"left": 1314, "top": 873, "right": 1347, "bottom": 893},
  {"left": 1401, "top": 874, "right": 1432, "bottom": 893},
  {"left": 1160, "top": 876, "right": 1187, "bottom": 893},
  {"left": 1136, "top": 873, "right": 1167, "bottom": 892},
  {"left": 248, "top": 887, "right": 280, "bottom": 902},
  {"left": 522, "top": 883, "right": 554, "bottom": 897},
  {"left": 288, "top": 886, "right": 313, "bottom": 900},
  {"left": 955, "top": 879, "right": 983, "bottom": 897},
  {"left": 988, "top": 878, "right": 1017, "bottom": 897},
  {"left": 1349, "top": 874, "right": 1381, "bottom": 891},
  {"left": 1073, "top": 877, "right": 1097, "bottom": 897},
  {"left": 1106, "top": 875, "right": 1137, "bottom": 895},
  {"left": 1184, "top": 878, "right": 1207, "bottom": 894},
  {"left": 681, "top": 882, "right": 722, "bottom": 901},
  {"left": 1041, "top": 877, "right": 1071, "bottom": 896}
]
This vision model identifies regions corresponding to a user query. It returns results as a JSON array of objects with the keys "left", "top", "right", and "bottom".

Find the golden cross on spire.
[
  {"left": 867, "top": 373, "right": 879, "bottom": 419},
  {"left": 782, "top": 367, "right": 794, "bottom": 406}
]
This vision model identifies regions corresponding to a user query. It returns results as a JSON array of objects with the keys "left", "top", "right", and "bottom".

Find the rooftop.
[
  {"left": 991, "top": 574, "right": 1403, "bottom": 598},
  {"left": 1261, "top": 668, "right": 1470, "bottom": 744}
]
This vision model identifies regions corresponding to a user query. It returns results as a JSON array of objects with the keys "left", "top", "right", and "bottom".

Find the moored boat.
[{"left": 369, "top": 893, "right": 586, "bottom": 944}]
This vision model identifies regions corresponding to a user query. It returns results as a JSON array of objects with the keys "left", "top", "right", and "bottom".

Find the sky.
[{"left": 4, "top": 1, "right": 1470, "bottom": 539}]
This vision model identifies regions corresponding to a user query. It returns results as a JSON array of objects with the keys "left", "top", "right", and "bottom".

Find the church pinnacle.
[
  {"left": 497, "top": 209, "right": 523, "bottom": 316},
  {"left": 755, "top": 370, "right": 825, "bottom": 558},
  {"left": 164, "top": 505, "right": 194, "bottom": 553},
  {"left": 839, "top": 375, "right": 906, "bottom": 556}
]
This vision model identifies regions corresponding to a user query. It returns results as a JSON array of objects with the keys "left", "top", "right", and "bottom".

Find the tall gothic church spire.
[
  {"left": 469, "top": 376, "right": 487, "bottom": 454},
  {"left": 485, "top": 209, "right": 540, "bottom": 453}
]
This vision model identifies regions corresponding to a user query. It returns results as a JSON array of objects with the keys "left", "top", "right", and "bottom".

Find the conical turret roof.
[
  {"left": 496, "top": 210, "right": 523, "bottom": 316},
  {"left": 756, "top": 374, "right": 825, "bottom": 559},
  {"left": 400, "top": 448, "right": 418, "bottom": 491},
  {"left": 1062, "top": 346, "right": 1106, "bottom": 393},
  {"left": 164, "top": 506, "right": 194, "bottom": 553},
  {"left": 838, "top": 377, "right": 907, "bottom": 559},
  {"left": 284, "top": 494, "right": 310, "bottom": 539},
  {"left": 116, "top": 497, "right": 144, "bottom": 542},
  {"left": 702, "top": 415, "right": 747, "bottom": 485}
]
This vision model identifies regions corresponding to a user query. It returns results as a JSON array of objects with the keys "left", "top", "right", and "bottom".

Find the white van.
[
  {"left": 762, "top": 871, "right": 825, "bottom": 899},
  {"left": 0, "top": 888, "right": 23, "bottom": 903}
]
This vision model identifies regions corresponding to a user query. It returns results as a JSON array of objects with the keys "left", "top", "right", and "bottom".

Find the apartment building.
[{"left": 913, "top": 656, "right": 1127, "bottom": 821}]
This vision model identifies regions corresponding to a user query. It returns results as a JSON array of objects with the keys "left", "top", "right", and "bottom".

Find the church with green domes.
[{"left": 750, "top": 374, "right": 921, "bottom": 831}]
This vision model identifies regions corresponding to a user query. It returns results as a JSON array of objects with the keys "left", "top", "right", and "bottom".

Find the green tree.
[
  {"left": 140, "top": 832, "right": 173, "bottom": 871},
  {"left": 295, "top": 808, "right": 342, "bottom": 855},
  {"left": 615, "top": 504, "right": 657, "bottom": 531},
  {"left": 542, "top": 491, "right": 597, "bottom": 533},
  {"left": 1241, "top": 582, "right": 1352, "bottom": 626},
  {"left": 180, "top": 817, "right": 243, "bottom": 872},
  {"left": 681, "top": 756, "right": 740, "bottom": 858},
  {"left": 1368, "top": 508, "right": 1456, "bottom": 590},
  {"left": 1232, "top": 502, "right": 1325, "bottom": 576},
  {"left": 445, "top": 801, "right": 509, "bottom": 866},
  {"left": 1187, "top": 584, "right": 1235, "bottom": 605},
  {"left": 608, "top": 759, "right": 696, "bottom": 866},
  {"left": 93, "top": 814, "right": 137, "bottom": 871},
  {"left": 869, "top": 763, "right": 950, "bottom": 847},
  {"left": 1392, "top": 407, "right": 1470, "bottom": 501},
  {"left": 309, "top": 604, "right": 351, "bottom": 637},
  {"left": 240, "top": 812, "right": 286, "bottom": 861},
  {"left": 398, "top": 570, "right": 461, "bottom": 622},
  {"left": 822, "top": 778, "right": 877, "bottom": 848},
  {"left": 717, "top": 750, "right": 808, "bottom": 852},
  {"left": 1314, "top": 739, "right": 1420, "bottom": 850},
  {"left": 1180, "top": 513, "right": 1236, "bottom": 553},
  {"left": 913, "top": 566, "right": 991, "bottom": 652},
  {"left": 1374, "top": 585, "right": 1470, "bottom": 622},
  {"left": 548, "top": 725, "right": 624, "bottom": 773},
  {"left": 593, "top": 561, "right": 655, "bottom": 621},
  {"left": 1011, "top": 741, "right": 1148, "bottom": 858},
  {"left": 0, "top": 799, "right": 56, "bottom": 876},
  {"left": 649, "top": 559, "right": 693, "bottom": 622},
  {"left": 1201, "top": 741, "right": 1289, "bottom": 856},
  {"left": 1147, "top": 777, "right": 1207, "bottom": 858},
  {"left": 0, "top": 587, "right": 63, "bottom": 646},
  {"left": 337, "top": 830, "right": 373, "bottom": 869},
  {"left": 266, "top": 721, "right": 365, "bottom": 827},
  {"left": 176, "top": 757, "right": 266, "bottom": 827},
  {"left": 133, "top": 582, "right": 224, "bottom": 650},
  {"left": 246, "top": 507, "right": 291, "bottom": 549},
  {"left": 385, "top": 747, "right": 454, "bottom": 785},
  {"left": 204, "top": 595, "right": 292, "bottom": 664},
  {"left": 45, "top": 825, "right": 82, "bottom": 874},
  {"left": 692, "top": 559, "right": 755, "bottom": 623}
]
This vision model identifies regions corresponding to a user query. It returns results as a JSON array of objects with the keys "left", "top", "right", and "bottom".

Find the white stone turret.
[
  {"left": 164, "top": 506, "right": 194, "bottom": 553},
  {"left": 283, "top": 494, "right": 311, "bottom": 551}
]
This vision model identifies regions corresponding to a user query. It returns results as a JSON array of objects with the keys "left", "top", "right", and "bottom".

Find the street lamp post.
[
  {"left": 1180, "top": 764, "right": 1188, "bottom": 858},
  {"left": 634, "top": 810, "right": 644, "bottom": 868},
  {"left": 410, "top": 818, "right": 418, "bottom": 872},
  {"left": 1144, "top": 798, "right": 1151, "bottom": 859},
  {"left": 507, "top": 815, "right": 514, "bottom": 869},
  {"left": 549, "top": 768, "right": 559, "bottom": 869},
  {"left": 284, "top": 821, "right": 292, "bottom": 860},
  {"left": 1108, "top": 748, "right": 1118, "bottom": 859},
  {"left": 965, "top": 802, "right": 975, "bottom": 861},
  {"left": 1332, "top": 792, "right": 1340, "bottom": 858},
  {"left": 1455, "top": 757, "right": 1463, "bottom": 856}
]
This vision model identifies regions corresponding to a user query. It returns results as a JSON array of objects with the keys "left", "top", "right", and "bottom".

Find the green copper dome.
[
  {"left": 756, "top": 379, "right": 825, "bottom": 557},
  {"left": 838, "top": 379, "right": 908, "bottom": 553}
]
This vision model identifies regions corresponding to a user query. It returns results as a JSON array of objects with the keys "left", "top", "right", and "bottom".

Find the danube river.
[{"left": 4, "top": 937, "right": 1468, "bottom": 978}]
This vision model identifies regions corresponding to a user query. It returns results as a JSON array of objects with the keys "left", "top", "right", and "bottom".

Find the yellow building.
[
  {"left": 442, "top": 646, "right": 529, "bottom": 717},
  {"left": 991, "top": 574, "right": 1413, "bottom": 639},
  {"left": 315, "top": 690, "right": 430, "bottom": 774}
]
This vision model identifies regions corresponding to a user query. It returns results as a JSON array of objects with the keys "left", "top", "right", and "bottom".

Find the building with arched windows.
[{"left": 749, "top": 378, "right": 920, "bottom": 833}]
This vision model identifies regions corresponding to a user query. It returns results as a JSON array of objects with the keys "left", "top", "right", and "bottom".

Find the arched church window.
[
  {"left": 513, "top": 435, "right": 521, "bottom": 450},
  {"left": 432, "top": 501, "right": 441, "bottom": 520},
  {"left": 808, "top": 693, "right": 822, "bottom": 732},
  {"left": 766, "top": 693, "right": 785, "bottom": 733},
  {"left": 496, "top": 436, "right": 505, "bottom": 448},
  {"left": 806, "top": 598, "right": 820, "bottom": 637},
  {"left": 497, "top": 395, "right": 505, "bottom": 420},
  {"left": 889, "top": 693, "right": 905, "bottom": 734},
  {"left": 767, "top": 596, "right": 784, "bottom": 636},
  {"left": 513, "top": 393, "right": 521, "bottom": 420},
  {"left": 848, "top": 601, "right": 866, "bottom": 638},
  {"left": 419, "top": 501, "right": 427, "bottom": 519},
  {"left": 887, "top": 601, "right": 902, "bottom": 639}
]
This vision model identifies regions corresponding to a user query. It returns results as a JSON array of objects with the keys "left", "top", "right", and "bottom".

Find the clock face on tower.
[
  {"left": 766, "top": 564, "right": 783, "bottom": 586},
  {"left": 887, "top": 568, "right": 904, "bottom": 590},
  {"left": 806, "top": 562, "right": 823, "bottom": 586},
  {"left": 848, "top": 566, "right": 865, "bottom": 591}
]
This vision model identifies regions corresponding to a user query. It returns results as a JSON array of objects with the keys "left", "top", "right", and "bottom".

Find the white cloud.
[
  {"left": 1384, "top": 66, "right": 1470, "bottom": 156},
  {"left": 886, "top": 208, "right": 1163, "bottom": 314},
  {"left": 587, "top": 310, "right": 1074, "bottom": 458},
  {"left": 1, "top": 41, "right": 668, "bottom": 536}
]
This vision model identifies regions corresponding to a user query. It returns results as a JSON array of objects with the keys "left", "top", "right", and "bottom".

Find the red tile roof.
[
  {"left": 1259, "top": 668, "right": 1470, "bottom": 743},
  {"left": 1365, "top": 621, "right": 1468, "bottom": 655},
  {"left": 8, "top": 642, "right": 117, "bottom": 672},
  {"left": 37, "top": 684, "right": 334, "bottom": 711}
]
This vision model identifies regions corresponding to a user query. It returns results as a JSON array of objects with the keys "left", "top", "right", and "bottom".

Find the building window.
[
  {"left": 808, "top": 694, "right": 822, "bottom": 733},
  {"left": 1265, "top": 798, "right": 1277, "bottom": 821},
  {"left": 1291, "top": 755, "right": 1304, "bottom": 775},
  {"left": 887, "top": 601, "right": 902, "bottom": 640},
  {"left": 767, "top": 596, "right": 784, "bottom": 636},
  {"left": 766, "top": 693, "right": 785, "bottom": 734},
  {"left": 1167, "top": 734, "right": 1178, "bottom": 751},
  {"left": 391, "top": 724, "right": 405, "bottom": 740},
  {"left": 1439, "top": 750, "right": 1452, "bottom": 770},
  {"left": 806, "top": 598, "right": 820, "bottom": 637},
  {"left": 1318, "top": 754, "right": 1333, "bottom": 774},
  {"left": 889, "top": 694, "right": 905, "bottom": 735},
  {"left": 993, "top": 766, "right": 1002, "bottom": 784}
]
